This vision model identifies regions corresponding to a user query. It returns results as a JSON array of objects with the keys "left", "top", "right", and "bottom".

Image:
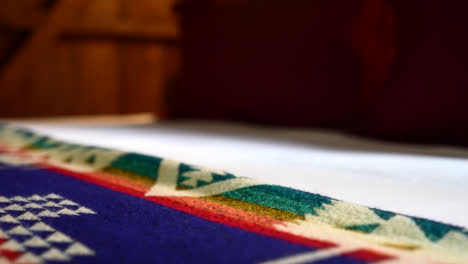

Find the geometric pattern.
[
  {"left": 0, "top": 125, "right": 467, "bottom": 263},
  {"left": 178, "top": 164, "right": 235, "bottom": 189},
  {"left": 273, "top": 201, "right": 468, "bottom": 263},
  {"left": 310, "top": 201, "right": 468, "bottom": 248},
  {"left": 0, "top": 193, "right": 96, "bottom": 263}
]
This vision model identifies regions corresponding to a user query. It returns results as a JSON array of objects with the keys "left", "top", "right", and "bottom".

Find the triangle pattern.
[
  {"left": 0, "top": 194, "right": 97, "bottom": 261},
  {"left": 75, "top": 207, "right": 96, "bottom": 215},
  {"left": 65, "top": 242, "right": 94, "bottom": 256},
  {"left": 44, "top": 194, "right": 63, "bottom": 200},
  {"left": 37, "top": 210, "right": 59, "bottom": 218},
  {"left": 436, "top": 230, "right": 468, "bottom": 253},
  {"left": 3, "top": 204, "right": 25, "bottom": 212},
  {"left": 0, "top": 239, "right": 24, "bottom": 251},
  {"left": 372, "top": 215, "right": 430, "bottom": 245},
  {"left": 8, "top": 226, "right": 32, "bottom": 236},
  {"left": 46, "top": 232, "right": 73, "bottom": 243},
  {"left": 41, "top": 248, "right": 69, "bottom": 261},
  {"left": 0, "top": 196, "right": 10, "bottom": 203},
  {"left": 14, "top": 252, "right": 41, "bottom": 264},
  {"left": 312, "top": 201, "right": 383, "bottom": 227},
  {"left": 0, "top": 215, "right": 19, "bottom": 224},
  {"left": 28, "top": 195, "right": 45, "bottom": 202},
  {"left": 17, "top": 212, "right": 40, "bottom": 221},
  {"left": 0, "top": 229, "right": 9, "bottom": 239},
  {"left": 43, "top": 201, "right": 62, "bottom": 208},
  {"left": 59, "top": 200, "right": 78, "bottom": 206},
  {"left": 370, "top": 208, "right": 396, "bottom": 220},
  {"left": 29, "top": 222, "right": 54, "bottom": 232},
  {"left": 85, "top": 154, "right": 96, "bottom": 164},
  {"left": 412, "top": 217, "right": 459, "bottom": 242},
  {"left": 11, "top": 196, "right": 28, "bottom": 203},
  {"left": 24, "top": 203, "right": 43, "bottom": 209},
  {"left": 23, "top": 236, "right": 50, "bottom": 248},
  {"left": 346, "top": 223, "right": 380, "bottom": 233},
  {"left": 56, "top": 208, "right": 78, "bottom": 216}
]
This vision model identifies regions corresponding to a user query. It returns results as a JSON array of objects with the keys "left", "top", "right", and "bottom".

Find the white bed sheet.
[{"left": 14, "top": 121, "right": 468, "bottom": 228}]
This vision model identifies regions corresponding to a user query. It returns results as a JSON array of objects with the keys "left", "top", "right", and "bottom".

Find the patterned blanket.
[{"left": 0, "top": 125, "right": 466, "bottom": 263}]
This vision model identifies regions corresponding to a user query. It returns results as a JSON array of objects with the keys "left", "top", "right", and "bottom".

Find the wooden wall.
[{"left": 0, "top": 0, "right": 179, "bottom": 118}]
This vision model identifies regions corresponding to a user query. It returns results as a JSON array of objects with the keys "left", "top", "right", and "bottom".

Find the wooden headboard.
[{"left": 0, "top": 0, "right": 179, "bottom": 118}]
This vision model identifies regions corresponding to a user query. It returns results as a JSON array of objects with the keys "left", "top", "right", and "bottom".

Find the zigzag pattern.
[
  {"left": 0, "top": 125, "right": 467, "bottom": 263},
  {"left": 0, "top": 193, "right": 96, "bottom": 263}
]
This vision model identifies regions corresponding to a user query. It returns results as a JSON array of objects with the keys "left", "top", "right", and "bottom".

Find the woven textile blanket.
[{"left": 0, "top": 125, "right": 466, "bottom": 264}]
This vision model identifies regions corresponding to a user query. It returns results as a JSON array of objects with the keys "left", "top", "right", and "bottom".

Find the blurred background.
[
  {"left": 1, "top": 0, "right": 468, "bottom": 230},
  {"left": 1, "top": 0, "right": 468, "bottom": 145},
  {"left": 0, "top": 0, "right": 178, "bottom": 118}
]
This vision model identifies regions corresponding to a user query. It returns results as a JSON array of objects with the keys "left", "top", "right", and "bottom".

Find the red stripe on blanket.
[
  {"left": 43, "top": 165, "right": 336, "bottom": 250},
  {"left": 344, "top": 249, "right": 394, "bottom": 262}
]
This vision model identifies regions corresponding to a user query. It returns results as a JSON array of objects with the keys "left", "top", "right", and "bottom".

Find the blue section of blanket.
[{"left": 0, "top": 164, "right": 324, "bottom": 264}]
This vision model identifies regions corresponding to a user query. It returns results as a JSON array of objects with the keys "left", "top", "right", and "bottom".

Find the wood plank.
[
  {"left": 74, "top": 40, "right": 120, "bottom": 115},
  {"left": 61, "top": 22, "right": 178, "bottom": 43},
  {"left": 7, "top": 38, "right": 80, "bottom": 117},
  {"left": 119, "top": 43, "right": 165, "bottom": 114},
  {"left": 160, "top": 45, "right": 181, "bottom": 116},
  {"left": 0, "top": 0, "right": 89, "bottom": 116},
  {"left": 32, "top": 40, "right": 80, "bottom": 116},
  {"left": 0, "top": 0, "right": 48, "bottom": 30},
  {"left": 1, "top": 113, "right": 156, "bottom": 125},
  {"left": 23, "top": 39, "right": 63, "bottom": 116},
  {"left": 0, "top": 31, "right": 28, "bottom": 68},
  {"left": 117, "top": 0, "right": 178, "bottom": 115},
  {"left": 0, "top": 0, "right": 178, "bottom": 42},
  {"left": 69, "top": 0, "right": 120, "bottom": 115},
  {"left": 0, "top": 0, "right": 177, "bottom": 117},
  {"left": 119, "top": 0, "right": 176, "bottom": 22},
  {"left": 0, "top": 18, "right": 178, "bottom": 43}
]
